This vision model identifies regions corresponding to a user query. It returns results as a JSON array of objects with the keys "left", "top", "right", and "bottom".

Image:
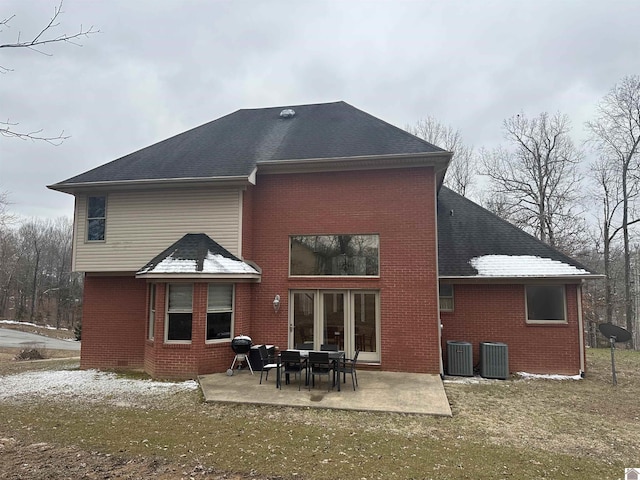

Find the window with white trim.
[
  {"left": 290, "top": 234, "right": 379, "bottom": 276},
  {"left": 207, "top": 284, "right": 233, "bottom": 341},
  {"left": 439, "top": 283, "right": 454, "bottom": 312},
  {"left": 525, "top": 285, "right": 566, "bottom": 323},
  {"left": 166, "top": 284, "right": 192, "bottom": 342},
  {"left": 148, "top": 283, "right": 156, "bottom": 340},
  {"left": 87, "top": 195, "right": 106, "bottom": 241}
]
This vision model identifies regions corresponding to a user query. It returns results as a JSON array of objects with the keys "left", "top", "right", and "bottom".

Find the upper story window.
[
  {"left": 525, "top": 285, "right": 566, "bottom": 324},
  {"left": 439, "top": 283, "right": 454, "bottom": 312},
  {"left": 87, "top": 196, "right": 106, "bottom": 241},
  {"left": 290, "top": 235, "right": 379, "bottom": 276}
]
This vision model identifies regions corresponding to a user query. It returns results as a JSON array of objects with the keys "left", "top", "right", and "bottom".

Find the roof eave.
[
  {"left": 47, "top": 175, "right": 254, "bottom": 194},
  {"left": 256, "top": 152, "right": 451, "bottom": 175},
  {"left": 135, "top": 272, "right": 262, "bottom": 281},
  {"left": 439, "top": 274, "right": 604, "bottom": 283}
]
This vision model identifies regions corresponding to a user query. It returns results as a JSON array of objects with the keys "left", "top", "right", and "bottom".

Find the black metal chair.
[
  {"left": 308, "top": 351, "right": 334, "bottom": 391},
  {"left": 338, "top": 350, "right": 360, "bottom": 390},
  {"left": 296, "top": 343, "right": 314, "bottom": 350},
  {"left": 257, "top": 345, "right": 279, "bottom": 385},
  {"left": 320, "top": 343, "right": 338, "bottom": 351},
  {"left": 280, "top": 350, "right": 307, "bottom": 390}
]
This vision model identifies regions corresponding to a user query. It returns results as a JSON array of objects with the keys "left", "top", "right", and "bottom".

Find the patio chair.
[
  {"left": 296, "top": 343, "right": 314, "bottom": 350},
  {"left": 257, "top": 345, "right": 279, "bottom": 385},
  {"left": 308, "top": 351, "right": 334, "bottom": 391},
  {"left": 338, "top": 350, "right": 359, "bottom": 390},
  {"left": 320, "top": 343, "right": 338, "bottom": 351},
  {"left": 280, "top": 350, "right": 307, "bottom": 390}
]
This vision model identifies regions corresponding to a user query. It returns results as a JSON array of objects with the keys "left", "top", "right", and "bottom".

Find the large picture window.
[
  {"left": 290, "top": 235, "right": 379, "bottom": 276},
  {"left": 526, "top": 285, "right": 566, "bottom": 323},
  {"left": 207, "top": 284, "right": 233, "bottom": 341},
  {"left": 87, "top": 196, "right": 106, "bottom": 241},
  {"left": 166, "top": 284, "right": 193, "bottom": 342}
]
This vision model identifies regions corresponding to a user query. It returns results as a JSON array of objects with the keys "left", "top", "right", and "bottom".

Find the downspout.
[
  {"left": 434, "top": 180, "right": 444, "bottom": 377},
  {"left": 577, "top": 281, "right": 585, "bottom": 377}
]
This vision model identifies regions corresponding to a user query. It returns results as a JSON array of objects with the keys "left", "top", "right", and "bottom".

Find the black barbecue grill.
[{"left": 227, "top": 335, "right": 253, "bottom": 375}]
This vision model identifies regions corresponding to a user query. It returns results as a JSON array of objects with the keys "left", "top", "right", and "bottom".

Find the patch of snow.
[
  {"left": 139, "top": 251, "right": 258, "bottom": 275},
  {"left": 443, "top": 376, "right": 502, "bottom": 384},
  {"left": 203, "top": 252, "right": 258, "bottom": 274},
  {"left": 516, "top": 372, "right": 582, "bottom": 381},
  {"left": 469, "top": 255, "right": 590, "bottom": 277},
  {"left": 0, "top": 369, "right": 198, "bottom": 405},
  {"left": 0, "top": 320, "right": 64, "bottom": 330}
]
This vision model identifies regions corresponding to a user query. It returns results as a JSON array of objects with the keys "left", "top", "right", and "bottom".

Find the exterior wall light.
[{"left": 273, "top": 294, "right": 281, "bottom": 313}]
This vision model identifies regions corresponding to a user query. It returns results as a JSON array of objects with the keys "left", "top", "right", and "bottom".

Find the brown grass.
[{"left": 0, "top": 348, "right": 638, "bottom": 479}]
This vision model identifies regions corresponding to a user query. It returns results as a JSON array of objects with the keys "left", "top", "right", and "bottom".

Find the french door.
[{"left": 290, "top": 290, "right": 379, "bottom": 363}]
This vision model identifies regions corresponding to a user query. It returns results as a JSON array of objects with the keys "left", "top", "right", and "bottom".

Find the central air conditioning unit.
[
  {"left": 480, "top": 342, "right": 509, "bottom": 379},
  {"left": 447, "top": 340, "right": 473, "bottom": 376}
]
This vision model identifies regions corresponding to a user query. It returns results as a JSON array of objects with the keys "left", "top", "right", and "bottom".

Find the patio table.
[{"left": 276, "top": 349, "right": 345, "bottom": 391}]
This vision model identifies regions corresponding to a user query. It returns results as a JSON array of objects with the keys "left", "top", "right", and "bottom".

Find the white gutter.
[{"left": 47, "top": 175, "right": 253, "bottom": 194}]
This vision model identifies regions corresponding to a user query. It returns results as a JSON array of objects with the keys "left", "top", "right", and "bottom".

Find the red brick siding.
[
  {"left": 246, "top": 168, "right": 441, "bottom": 373},
  {"left": 441, "top": 283, "right": 583, "bottom": 375},
  {"left": 81, "top": 275, "right": 146, "bottom": 370},
  {"left": 144, "top": 282, "right": 253, "bottom": 379}
]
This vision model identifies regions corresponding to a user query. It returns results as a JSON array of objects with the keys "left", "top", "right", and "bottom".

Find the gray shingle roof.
[
  {"left": 51, "top": 101, "right": 445, "bottom": 187},
  {"left": 137, "top": 233, "right": 259, "bottom": 277},
  {"left": 437, "top": 187, "right": 597, "bottom": 277}
]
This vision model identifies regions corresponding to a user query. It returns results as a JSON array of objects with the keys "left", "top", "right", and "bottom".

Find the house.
[{"left": 48, "top": 101, "right": 600, "bottom": 379}]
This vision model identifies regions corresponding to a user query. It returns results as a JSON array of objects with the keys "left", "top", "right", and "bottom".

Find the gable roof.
[
  {"left": 136, "top": 233, "right": 260, "bottom": 280},
  {"left": 49, "top": 101, "right": 449, "bottom": 192},
  {"left": 437, "top": 187, "right": 599, "bottom": 279}
]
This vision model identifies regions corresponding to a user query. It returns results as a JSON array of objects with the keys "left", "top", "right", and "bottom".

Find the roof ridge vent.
[{"left": 279, "top": 108, "right": 295, "bottom": 119}]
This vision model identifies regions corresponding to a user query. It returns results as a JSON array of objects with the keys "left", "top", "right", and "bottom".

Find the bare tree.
[
  {"left": 589, "top": 155, "right": 640, "bottom": 326},
  {"left": 1, "top": 1, "right": 98, "bottom": 144},
  {"left": 482, "top": 111, "right": 585, "bottom": 252},
  {"left": 406, "top": 117, "right": 477, "bottom": 197},
  {"left": 586, "top": 75, "right": 640, "bottom": 347}
]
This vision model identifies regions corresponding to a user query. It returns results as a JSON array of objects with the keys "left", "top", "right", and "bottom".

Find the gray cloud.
[{"left": 1, "top": 0, "right": 639, "bottom": 219}]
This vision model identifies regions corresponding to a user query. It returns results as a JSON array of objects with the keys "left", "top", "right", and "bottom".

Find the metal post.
[{"left": 609, "top": 336, "right": 617, "bottom": 386}]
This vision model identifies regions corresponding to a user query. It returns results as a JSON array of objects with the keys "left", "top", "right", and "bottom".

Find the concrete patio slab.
[{"left": 198, "top": 369, "right": 452, "bottom": 416}]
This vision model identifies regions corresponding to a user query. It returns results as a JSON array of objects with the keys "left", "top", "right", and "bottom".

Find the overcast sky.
[{"left": 1, "top": 0, "right": 639, "bottom": 221}]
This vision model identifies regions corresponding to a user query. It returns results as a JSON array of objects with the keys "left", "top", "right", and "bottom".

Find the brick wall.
[
  {"left": 81, "top": 275, "right": 147, "bottom": 369},
  {"left": 246, "top": 168, "right": 441, "bottom": 374},
  {"left": 441, "top": 283, "right": 584, "bottom": 375},
  {"left": 144, "top": 282, "right": 254, "bottom": 379}
]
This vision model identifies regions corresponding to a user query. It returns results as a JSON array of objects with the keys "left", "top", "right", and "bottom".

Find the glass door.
[
  {"left": 290, "top": 289, "right": 380, "bottom": 363},
  {"left": 291, "top": 291, "right": 315, "bottom": 349},
  {"left": 350, "top": 291, "right": 379, "bottom": 363},
  {"left": 321, "top": 291, "right": 345, "bottom": 350}
]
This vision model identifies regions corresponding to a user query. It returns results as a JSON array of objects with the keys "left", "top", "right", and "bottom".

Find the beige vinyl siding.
[{"left": 73, "top": 187, "right": 242, "bottom": 272}]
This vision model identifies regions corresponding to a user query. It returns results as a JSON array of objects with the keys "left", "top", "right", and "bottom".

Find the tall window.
[
  {"left": 166, "top": 284, "right": 192, "bottom": 342},
  {"left": 207, "top": 284, "right": 233, "bottom": 341},
  {"left": 526, "top": 285, "right": 566, "bottom": 323},
  {"left": 87, "top": 196, "right": 106, "bottom": 241},
  {"left": 290, "top": 235, "right": 379, "bottom": 276},
  {"left": 148, "top": 283, "right": 156, "bottom": 340}
]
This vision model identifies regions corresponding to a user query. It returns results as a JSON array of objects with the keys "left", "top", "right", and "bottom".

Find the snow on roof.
[
  {"left": 139, "top": 251, "right": 258, "bottom": 275},
  {"left": 469, "top": 255, "right": 590, "bottom": 277},
  {"left": 203, "top": 252, "right": 259, "bottom": 274}
]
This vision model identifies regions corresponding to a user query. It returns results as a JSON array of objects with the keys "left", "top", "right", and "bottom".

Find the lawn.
[{"left": 0, "top": 346, "right": 638, "bottom": 479}]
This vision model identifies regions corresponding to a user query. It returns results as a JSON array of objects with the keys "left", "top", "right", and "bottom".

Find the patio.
[{"left": 198, "top": 369, "right": 452, "bottom": 416}]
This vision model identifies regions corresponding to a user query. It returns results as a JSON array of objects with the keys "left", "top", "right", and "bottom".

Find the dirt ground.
[{"left": 0, "top": 437, "right": 263, "bottom": 480}]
